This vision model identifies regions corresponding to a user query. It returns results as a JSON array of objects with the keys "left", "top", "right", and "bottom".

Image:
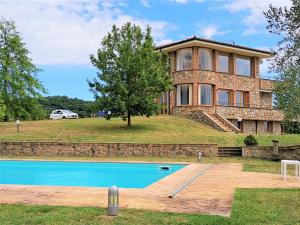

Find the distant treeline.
[{"left": 38, "top": 96, "right": 97, "bottom": 118}]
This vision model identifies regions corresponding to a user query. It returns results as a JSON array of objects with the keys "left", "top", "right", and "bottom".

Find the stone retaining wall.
[
  {"left": 0, "top": 142, "right": 218, "bottom": 157},
  {"left": 242, "top": 145, "right": 300, "bottom": 160}
]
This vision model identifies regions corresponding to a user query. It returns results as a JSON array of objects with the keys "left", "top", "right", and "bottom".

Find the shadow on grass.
[{"left": 68, "top": 121, "right": 158, "bottom": 133}]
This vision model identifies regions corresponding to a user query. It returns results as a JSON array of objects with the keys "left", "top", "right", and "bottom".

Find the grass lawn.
[
  {"left": 0, "top": 189, "right": 299, "bottom": 225},
  {"left": 1, "top": 116, "right": 300, "bottom": 146}
]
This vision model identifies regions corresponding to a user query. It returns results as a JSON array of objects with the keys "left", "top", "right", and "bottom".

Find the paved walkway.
[{"left": 1, "top": 163, "right": 300, "bottom": 216}]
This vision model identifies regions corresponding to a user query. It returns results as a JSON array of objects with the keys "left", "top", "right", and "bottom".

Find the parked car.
[{"left": 50, "top": 110, "right": 79, "bottom": 120}]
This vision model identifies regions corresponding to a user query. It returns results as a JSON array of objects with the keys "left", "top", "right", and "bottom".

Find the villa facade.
[{"left": 157, "top": 36, "right": 284, "bottom": 134}]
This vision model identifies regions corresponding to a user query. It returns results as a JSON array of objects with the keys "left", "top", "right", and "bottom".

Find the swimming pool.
[{"left": 0, "top": 160, "right": 186, "bottom": 188}]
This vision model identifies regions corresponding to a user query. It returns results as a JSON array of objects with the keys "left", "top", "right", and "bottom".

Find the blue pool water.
[{"left": 0, "top": 160, "right": 185, "bottom": 188}]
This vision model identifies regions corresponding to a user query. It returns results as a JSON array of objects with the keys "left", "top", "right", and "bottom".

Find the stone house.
[{"left": 157, "top": 36, "right": 284, "bottom": 134}]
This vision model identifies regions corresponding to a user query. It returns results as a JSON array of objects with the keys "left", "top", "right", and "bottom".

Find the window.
[
  {"left": 176, "top": 84, "right": 192, "bottom": 105},
  {"left": 199, "top": 84, "right": 213, "bottom": 105},
  {"left": 236, "top": 91, "right": 244, "bottom": 107},
  {"left": 199, "top": 48, "right": 212, "bottom": 70},
  {"left": 272, "top": 93, "right": 278, "bottom": 108},
  {"left": 217, "top": 53, "right": 229, "bottom": 73},
  {"left": 176, "top": 48, "right": 192, "bottom": 71},
  {"left": 236, "top": 56, "right": 251, "bottom": 76},
  {"left": 159, "top": 95, "right": 165, "bottom": 104},
  {"left": 218, "top": 90, "right": 230, "bottom": 106},
  {"left": 263, "top": 121, "right": 273, "bottom": 133}
]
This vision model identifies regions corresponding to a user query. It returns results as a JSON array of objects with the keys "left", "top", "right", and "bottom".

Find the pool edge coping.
[{"left": 0, "top": 158, "right": 191, "bottom": 165}]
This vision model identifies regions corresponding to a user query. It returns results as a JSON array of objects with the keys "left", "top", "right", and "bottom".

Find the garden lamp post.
[
  {"left": 16, "top": 120, "right": 21, "bottom": 133},
  {"left": 107, "top": 186, "right": 119, "bottom": 216},
  {"left": 197, "top": 152, "right": 203, "bottom": 162}
]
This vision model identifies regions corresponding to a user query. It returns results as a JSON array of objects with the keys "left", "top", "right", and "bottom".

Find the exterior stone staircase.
[
  {"left": 190, "top": 110, "right": 241, "bottom": 133},
  {"left": 218, "top": 146, "right": 243, "bottom": 157}
]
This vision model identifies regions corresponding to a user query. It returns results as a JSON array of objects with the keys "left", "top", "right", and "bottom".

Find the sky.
[{"left": 0, "top": 0, "right": 291, "bottom": 100}]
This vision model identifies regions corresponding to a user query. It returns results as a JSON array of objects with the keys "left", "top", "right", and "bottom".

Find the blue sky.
[{"left": 0, "top": 0, "right": 290, "bottom": 100}]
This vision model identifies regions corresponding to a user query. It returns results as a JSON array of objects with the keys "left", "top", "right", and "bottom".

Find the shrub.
[
  {"left": 244, "top": 135, "right": 258, "bottom": 146},
  {"left": 282, "top": 120, "right": 300, "bottom": 134}
]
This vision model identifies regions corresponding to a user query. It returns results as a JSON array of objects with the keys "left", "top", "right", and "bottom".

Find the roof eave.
[{"left": 156, "top": 37, "right": 272, "bottom": 59}]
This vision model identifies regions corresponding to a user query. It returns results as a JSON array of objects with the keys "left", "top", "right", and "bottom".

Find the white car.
[{"left": 50, "top": 110, "right": 79, "bottom": 120}]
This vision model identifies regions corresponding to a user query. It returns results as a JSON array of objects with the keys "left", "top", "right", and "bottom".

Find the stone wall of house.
[
  {"left": 0, "top": 142, "right": 218, "bottom": 157},
  {"left": 216, "top": 106, "right": 283, "bottom": 121},
  {"left": 242, "top": 145, "right": 300, "bottom": 160},
  {"left": 272, "top": 121, "right": 282, "bottom": 134},
  {"left": 167, "top": 48, "right": 283, "bottom": 134},
  {"left": 236, "top": 120, "right": 282, "bottom": 134},
  {"left": 189, "top": 111, "right": 223, "bottom": 131},
  {"left": 172, "top": 106, "right": 215, "bottom": 115},
  {"left": 260, "top": 92, "right": 273, "bottom": 109},
  {"left": 171, "top": 70, "right": 283, "bottom": 120},
  {"left": 259, "top": 79, "right": 276, "bottom": 91},
  {"left": 242, "top": 120, "right": 257, "bottom": 134}
]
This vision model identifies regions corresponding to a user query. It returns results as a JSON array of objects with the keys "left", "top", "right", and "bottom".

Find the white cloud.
[
  {"left": 140, "top": 0, "right": 151, "bottom": 8},
  {"left": 200, "top": 25, "right": 218, "bottom": 39},
  {"left": 170, "top": 0, "right": 205, "bottom": 4},
  {"left": 198, "top": 25, "right": 229, "bottom": 39},
  {"left": 0, "top": 0, "right": 174, "bottom": 65},
  {"left": 225, "top": 0, "right": 292, "bottom": 35}
]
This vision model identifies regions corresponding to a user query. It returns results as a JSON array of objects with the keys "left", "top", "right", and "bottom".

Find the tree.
[
  {"left": 0, "top": 18, "right": 46, "bottom": 121},
  {"left": 264, "top": 1, "right": 300, "bottom": 123},
  {"left": 264, "top": 0, "right": 300, "bottom": 72},
  {"left": 89, "top": 23, "right": 172, "bottom": 127},
  {"left": 274, "top": 66, "right": 300, "bottom": 121},
  {"left": 0, "top": 95, "right": 5, "bottom": 121}
]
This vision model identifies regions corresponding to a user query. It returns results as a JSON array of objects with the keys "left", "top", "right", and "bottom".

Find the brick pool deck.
[{"left": 1, "top": 163, "right": 300, "bottom": 216}]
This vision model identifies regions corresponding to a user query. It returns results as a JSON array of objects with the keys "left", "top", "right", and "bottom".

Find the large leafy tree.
[
  {"left": 264, "top": 1, "right": 300, "bottom": 122},
  {"left": 0, "top": 18, "right": 46, "bottom": 121},
  {"left": 89, "top": 23, "right": 172, "bottom": 127},
  {"left": 0, "top": 95, "right": 5, "bottom": 121},
  {"left": 264, "top": 0, "right": 300, "bottom": 72}
]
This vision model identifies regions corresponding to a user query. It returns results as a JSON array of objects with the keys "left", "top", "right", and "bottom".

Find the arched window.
[
  {"left": 176, "top": 48, "right": 192, "bottom": 71},
  {"left": 199, "top": 48, "right": 212, "bottom": 70}
]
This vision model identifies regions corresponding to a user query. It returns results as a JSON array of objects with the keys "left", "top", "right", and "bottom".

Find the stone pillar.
[
  {"left": 192, "top": 47, "right": 198, "bottom": 70},
  {"left": 169, "top": 52, "right": 176, "bottom": 73},
  {"left": 271, "top": 140, "right": 280, "bottom": 161},
  {"left": 192, "top": 47, "right": 199, "bottom": 106},
  {"left": 169, "top": 89, "right": 176, "bottom": 114},
  {"left": 213, "top": 50, "right": 218, "bottom": 72},
  {"left": 272, "top": 140, "right": 279, "bottom": 155},
  {"left": 230, "top": 53, "right": 236, "bottom": 75},
  {"left": 193, "top": 82, "right": 198, "bottom": 106},
  {"left": 252, "top": 57, "right": 260, "bottom": 78}
]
